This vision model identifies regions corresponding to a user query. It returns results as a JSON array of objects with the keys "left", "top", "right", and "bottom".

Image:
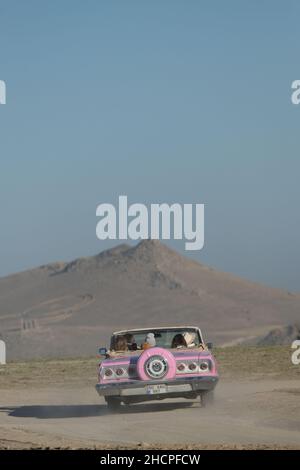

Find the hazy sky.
[{"left": 0, "top": 1, "right": 300, "bottom": 291}]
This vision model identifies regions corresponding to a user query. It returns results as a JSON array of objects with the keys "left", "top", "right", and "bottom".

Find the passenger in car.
[
  {"left": 113, "top": 335, "right": 128, "bottom": 352},
  {"left": 171, "top": 334, "right": 187, "bottom": 349},
  {"left": 142, "top": 332, "right": 156, "bottom": 350},
  {"left": 124, "top": 333, "right": 138, "bottom": 351},
  {"left": 183, "top": 332, "right": 197, "bottom": 348}
]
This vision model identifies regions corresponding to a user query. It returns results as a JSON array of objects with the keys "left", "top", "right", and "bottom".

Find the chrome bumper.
[{"left": 95, "top": 376, "right": 218, "bottom": 397}]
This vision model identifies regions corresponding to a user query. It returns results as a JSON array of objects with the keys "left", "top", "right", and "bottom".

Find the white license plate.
[{"left": 146, "top": 384, "right": 167, "bottom": 395}]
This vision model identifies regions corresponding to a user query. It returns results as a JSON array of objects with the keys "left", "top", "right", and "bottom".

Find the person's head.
[
  {"left": 172, "top": 334, "right": 187, "bottom": 349},
  {"left": 124, "top": 333, "right": 137, "bottom": 351},
  {"left": 124, "top": 333, "right": 134, "bottom": 343},
  {"left": 114, "top": 335, "right": 127, "bottom": 351},
  {"left": 145, "top": 332, "right": 156, "bottom": 347},
  {"left": 183, "top": 332, "right": 196, "bottom": 347}
]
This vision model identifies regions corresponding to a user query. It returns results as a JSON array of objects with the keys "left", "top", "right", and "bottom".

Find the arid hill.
[
  {"left": 0, "top": 240, "right": 299, "bottom": 360},
  {"left": 256, "top": 324, "right": 300, "bottom": 346}
]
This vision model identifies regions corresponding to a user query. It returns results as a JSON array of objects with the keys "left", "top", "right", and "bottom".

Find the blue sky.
[{"left": 0, "top": 0, "right": 300, "bottom": 291}]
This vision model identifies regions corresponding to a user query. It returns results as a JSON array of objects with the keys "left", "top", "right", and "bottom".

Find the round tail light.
[
  {"left": 104, "top": 368, "right": 113, "bottom": 377},
  {"left": 188, "top": 362, "right": 197, "bottom": 371},
  {"left": 200, "top": 362, "right": 209, "bottom": 371},
  {"left": 116, "top": 368, "right": 124, "bottom": 376},
  {"left": 177, "top": 363, "right": 185, "bottom": 372}
]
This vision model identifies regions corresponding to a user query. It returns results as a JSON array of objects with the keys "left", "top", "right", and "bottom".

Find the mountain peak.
[
  {"left": 1, "top": 238, "right": 300, "bottom": 360},
  {"left": 126, "top": 239, "right": 181, "bottom": 264}
]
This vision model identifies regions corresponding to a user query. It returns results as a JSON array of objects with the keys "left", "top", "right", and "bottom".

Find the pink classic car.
[{"left": 96, "top": 326, "right": 219, "bottom": 411}]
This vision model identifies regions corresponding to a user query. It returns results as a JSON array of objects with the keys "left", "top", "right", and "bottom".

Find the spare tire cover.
[{"left": 137, "top": 347, "right": 176, "bottom": 381}]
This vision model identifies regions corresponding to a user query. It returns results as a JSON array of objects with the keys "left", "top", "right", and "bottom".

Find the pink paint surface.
[
  {"left": 98, "top": 348, "right": 218, "bottom": 383},
  {"left": 136, "top": 347, "right": 177, "bottom": 380}
]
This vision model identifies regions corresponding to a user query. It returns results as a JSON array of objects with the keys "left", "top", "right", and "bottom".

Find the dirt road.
[
  {"left": 0, "top": 380, "right": 300, "bottom": 449},
  {"left": 0, "top": 348, "right": 299, "bottom": 449}
]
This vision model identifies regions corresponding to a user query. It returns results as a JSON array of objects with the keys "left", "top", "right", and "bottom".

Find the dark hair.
[
  {"left": 124, "top": 333, "right": 134, "bottom": 343},
  {"left": 124, "top": 333, "right": 137, "bottom": 351},
  {"left": 171, "top": 334, "right": 187, "bottom": 349},
  {"left": 114, "top": 335, "right": 128, "bottom": 351}
]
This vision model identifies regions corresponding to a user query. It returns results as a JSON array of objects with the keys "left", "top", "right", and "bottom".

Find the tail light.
[
  {"left": 176, "top": 358, "right": 212, "bottom": 374},
  {"left": 101, "top": 365, "right": 129, "bottom": 380},
  {"left": 200, "top": 361, "right": 209, "bottom": 371}
]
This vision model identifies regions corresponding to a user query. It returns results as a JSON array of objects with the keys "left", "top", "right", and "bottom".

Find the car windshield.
[{"left": 111, "top": 328, "right": 202, "bottom": 350}]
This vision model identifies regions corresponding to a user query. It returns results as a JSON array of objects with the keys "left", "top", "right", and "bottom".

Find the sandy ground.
[
  {"left": 0, "top": 380, "right": 300, "bottom": 449},
  {"left": 0, "top": 348, "right": 299, "bottom": 449}
]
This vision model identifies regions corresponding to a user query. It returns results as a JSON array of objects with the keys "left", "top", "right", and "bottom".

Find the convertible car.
[{"left": 96, "top": 326, "right": 219, "bottom": 411}]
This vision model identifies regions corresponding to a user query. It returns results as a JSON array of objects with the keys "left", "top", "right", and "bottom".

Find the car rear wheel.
[
  {"left": 200, "top": 390, "right": 214, "bottom": 408},
  {"left": 105, "top": 396, "right": 122, "bottom": 412}
]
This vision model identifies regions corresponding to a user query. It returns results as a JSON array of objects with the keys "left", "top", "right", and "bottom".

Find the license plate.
[{"left": 146, "top": 384, "right": 167, "bottom": 395}]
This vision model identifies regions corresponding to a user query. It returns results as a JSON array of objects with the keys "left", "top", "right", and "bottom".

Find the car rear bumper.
[{"left": 95, "top": 376, "right": 218, "bottom": 398}]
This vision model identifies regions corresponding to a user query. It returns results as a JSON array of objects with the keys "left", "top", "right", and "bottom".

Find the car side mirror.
[
  {"left": 98, "top": 347, "right": 107, "bottom": 356},
  {"left": 207, "top": 342, "right": 213, "bottom": 350}
]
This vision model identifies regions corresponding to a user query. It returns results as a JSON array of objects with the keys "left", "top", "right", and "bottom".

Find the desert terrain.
[
  {"left": 0, "top": 240, "right": 299, "bottom": 449},
  {"left": 1, "top": 240, "right": 300, "bottom": 360},
  {"left": 0, "top": 346, "right": 299, "bottom": 450}
]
